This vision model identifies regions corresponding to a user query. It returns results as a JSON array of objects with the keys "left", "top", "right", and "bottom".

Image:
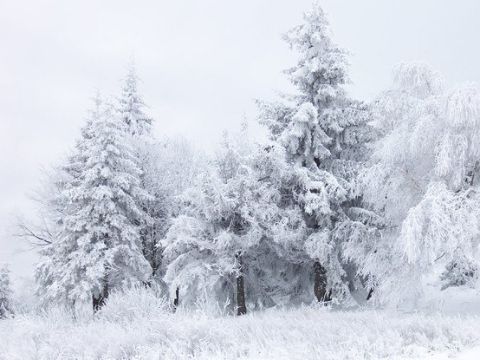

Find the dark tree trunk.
[
  {"left": 172, "top": 287, "right": 179, "bottom": 312},
  {"left": 366, "top": 287, "right": 374, "bottom": 301},
  {"left": 151, "top": 242, "right": 158, "bottom": 280},
  {"left": 313, "top": 261, "right": 330, "bottom": 303},
  {"left": 146, "top": 242, "right": 158, "bottom": 288},
  {"left": 92, "top": 295, "right": 101, "bottom": 312},
  {"left": 236, "top": 253, "right": 247, "bottom": 316},
  {"left": 92, "top": 285, "right": 108, "bottom": 313}
]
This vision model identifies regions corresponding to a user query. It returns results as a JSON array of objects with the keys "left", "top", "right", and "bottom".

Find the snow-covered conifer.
[
  {"left": 118, "top": 63, "right": 153, "bottom": 137},
  {"left": 259, "top": 3, "right": 376, "bottom": 303},
  {"left": 0, "top": 265, "right": 13, "bottom": 319},
  {"left": 116, "top": 63, "right": 167, "bottom": 285},
  {"left": 36, "top": 96, "right": 151, "bottom": 310}
]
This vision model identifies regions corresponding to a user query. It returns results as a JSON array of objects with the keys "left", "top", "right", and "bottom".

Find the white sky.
[{"left": 1, "top": 0, "right": 480, "bottom": 284}]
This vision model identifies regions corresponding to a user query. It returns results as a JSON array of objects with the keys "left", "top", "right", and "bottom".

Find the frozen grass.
[
  {"left": 1, "top": 309, "right": 479, "bottom": 359},
  {"left": 1, "top": 288, "right": 480, "bottom": 359}
]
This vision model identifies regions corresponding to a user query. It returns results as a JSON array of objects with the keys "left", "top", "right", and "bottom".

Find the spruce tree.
[
  {"left": 259, "top": 4, "right": 376, "bottom": 302},
  {"left": 36, "top": 97, "right": 151, "bottom": 309},
  {"left": 116, "top": 64, "right": 165, "bottom": 285}
]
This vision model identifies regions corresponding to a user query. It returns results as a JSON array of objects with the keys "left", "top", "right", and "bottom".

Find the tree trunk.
[
  {"left": 92, "top": 290, "right": 108, "bottom": 312},
  {"left": 151, "top": 240, "right": 158, "bottom": 280},
  {"left": 172, "top": 287, "right": 179, "bottom": 312},
  {"left": 92, "top": 295, "right": 101, "bottom": 312},
  {"left": 92, "top": 281, "right": 109, "bottom": 312},
  {"left": 366, "top": 287, "right": 374, "bottom": 301},
  {"left": 313, "top": 261, "right": 330, "bottom": 303},
  {"left": 236, "top": 253, "right": 247, "bottom": 316}
]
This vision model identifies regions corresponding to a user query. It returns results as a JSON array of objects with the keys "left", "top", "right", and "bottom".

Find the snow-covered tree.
[
  {"left": 140, "top": 136, "right": 205, "bottom": 285},
  {"left": 163, "top": 129, "right": 250, "bottom": 314},
  {"left": 258, "top": 3, "right": 376, "bottom": 303},
  {"left": 36, "top": 97, "right": 151, "bottom": 310},
  {"left": 115, "top": 63, "right": 183, "bottom": 287},
  {"left": 363, "top": 63, "right": 480, "bottom": 306},
  {"left": 163, "top": 127, "right": 300, "bottom": 313},
  {"left": 118, "top": 63, "right": 153, "bottom": 137},
  {"left": 115, "top": 64, "right": 159, "bottom": 284},
  {"left": 0, "top": 265, "right": 13, "bottom": 319}
]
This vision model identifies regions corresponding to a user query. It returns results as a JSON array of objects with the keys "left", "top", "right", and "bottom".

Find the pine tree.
[
  {"left": 36, "top": 97, "right": 151, "bottom": 310},
  {"left": 0, "top": 265, "right": 13, "bottom": 319},
  {"left": 259, "top": 3, "right": 376, "bottom": 303}
]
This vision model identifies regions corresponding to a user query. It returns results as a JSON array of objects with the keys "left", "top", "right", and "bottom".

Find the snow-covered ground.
[
  {"left": 1, "top": 286, "right": 479, "bottom": 360},
  {"left": 1, "top": 298, "right": 480, "bottom": 360}
]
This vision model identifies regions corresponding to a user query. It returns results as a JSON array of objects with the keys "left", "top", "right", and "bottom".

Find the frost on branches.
[
  {"left": 258, "top": 3, "right": 378, "bottom": 303},
  {"left": 163, "top": 129, "right": 264, "bottom": 314},
  {"left": 363, "top": 62, "right": 480, "bottom": 306},
  {"left": 138, "top": 136, "right": 203, "bottom": 286}
]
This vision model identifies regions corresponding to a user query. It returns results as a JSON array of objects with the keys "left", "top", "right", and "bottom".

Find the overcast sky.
[{"left": 2, "top": 0, "right": 480, "bottom": 285}]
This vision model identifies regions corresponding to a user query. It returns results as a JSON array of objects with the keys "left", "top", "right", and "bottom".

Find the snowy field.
[{"left": 1, "top": 289, "right": 480, "bottom": 360}]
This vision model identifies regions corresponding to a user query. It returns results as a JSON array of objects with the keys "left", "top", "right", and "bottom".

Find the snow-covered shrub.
[
  {"left": 440, "top": 259, "right": 478, "bottom": 290},
  {"left": 97, "top": 285, "right": 168, "bottom": 323}
]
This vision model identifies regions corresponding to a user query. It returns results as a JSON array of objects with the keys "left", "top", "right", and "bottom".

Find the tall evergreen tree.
[
  {"left": 259, "top": 4, "right": 376, "bottom": 303},
  {"left": 36, "top": 97, "right": 151, "bottom": 310},
  {"left": 116, "top": 64, "right": 162, "bottom": 284}
]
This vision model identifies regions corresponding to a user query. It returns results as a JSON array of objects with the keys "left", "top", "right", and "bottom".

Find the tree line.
[{"left": 17, "top": 3, "right": 480, "bottom": 314}]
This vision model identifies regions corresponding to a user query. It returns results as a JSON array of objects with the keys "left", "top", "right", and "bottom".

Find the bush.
[
  {"left": 97, "top": 285, "right": 168, "bottom": 323},
  {"left": 440, "top": 259, "right": 478, "bottom": 290}
]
